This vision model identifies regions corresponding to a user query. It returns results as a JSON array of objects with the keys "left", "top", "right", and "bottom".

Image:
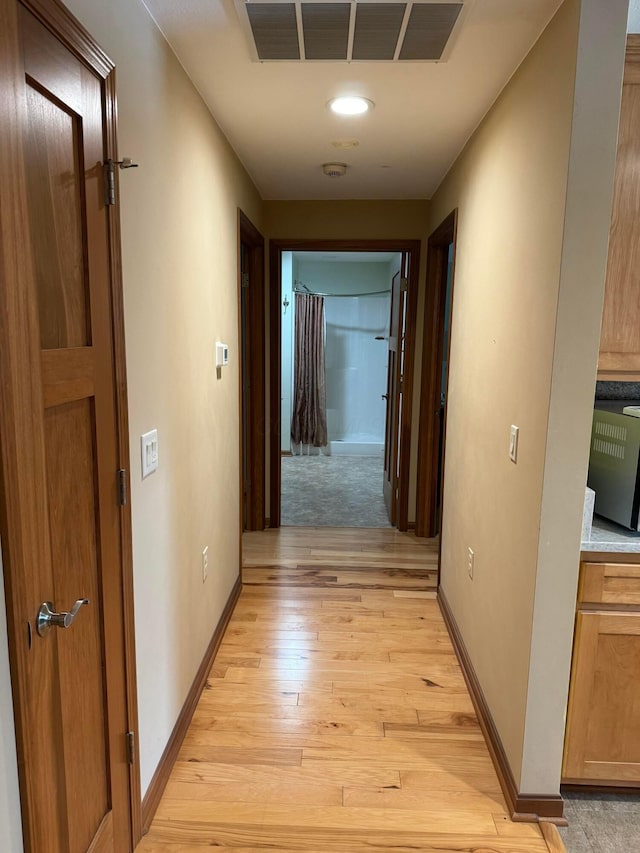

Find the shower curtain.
[{"left": 291, "top": 293, "right": 328, "bottom": 455}]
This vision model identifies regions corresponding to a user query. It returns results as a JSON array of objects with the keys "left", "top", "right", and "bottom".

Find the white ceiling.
[{"left": 142, "top": 0, "right": 567, "bottom": 199}]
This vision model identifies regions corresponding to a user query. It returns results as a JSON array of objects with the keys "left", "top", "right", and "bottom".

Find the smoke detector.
[
  {"left": 332, "top": 139, "right": 360, "bottom": 150},
  {"left": 323, "top": 162, "right": 348, "bottom": 178}
]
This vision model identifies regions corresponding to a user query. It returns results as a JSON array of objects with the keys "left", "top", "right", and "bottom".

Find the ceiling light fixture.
[{"left": 328, "top": 96, "right": 374, "bottom": 116}]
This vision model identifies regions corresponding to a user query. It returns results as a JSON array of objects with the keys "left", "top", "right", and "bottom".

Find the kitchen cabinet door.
[
  {"left": 563, "top": 610, "right": 640, "bottom": 784},
  {"left": 598, "top": 39, "right": 640, "bottom": 378}
]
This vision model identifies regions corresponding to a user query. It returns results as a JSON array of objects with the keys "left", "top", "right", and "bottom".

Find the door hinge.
[
  {"left": 104, "top": 159, "right": 117, "bottom": 206},
  {"left": 104, "top": 157, "right": 139, "bottom": 206},
  {"left": 241, "top": 272, "right": 250, "bottom": 289},
  {"left": 126, "top": 731, "right": 136, "bottom": 765},
  {"left": 400, "top": 277, "right": 408, "bottom": 292},
  {"left": 117, "top": 469, "right": 128, "bottom": 506}
]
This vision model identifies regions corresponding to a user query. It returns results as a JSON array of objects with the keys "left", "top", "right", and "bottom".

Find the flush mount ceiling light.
[{"left": 328, "top": 96, "right": 374, "bottom": 116}]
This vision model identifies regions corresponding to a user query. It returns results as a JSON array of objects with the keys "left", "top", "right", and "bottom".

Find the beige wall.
[
  {"left": 430, "top": 0, "right": 578, "bottom": 786},
  {"left": 264, "top": 200, "right": 430, "bottom": 523},
  {"left": 431, "top": 0, "right": 627, "bottom": 792},
  {"left": 521, "top": 0, "right": 628, "bottom": 793},
  {"left": 63, "top": 0, "right": 263, "bottom": 794}
]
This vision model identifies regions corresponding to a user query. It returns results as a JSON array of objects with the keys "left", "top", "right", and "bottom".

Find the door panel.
[
  {"left": 0, "top": 5, "right": 133, "bottom": 851},
  {"left": 24, "top": 83, "right": 89, "bottom": 349},
  {"left": 383, "top": 265, "right": 406, "bottom": 524},
  {"left": 44, "top": 399, "right": 109, "bottom": 851}
]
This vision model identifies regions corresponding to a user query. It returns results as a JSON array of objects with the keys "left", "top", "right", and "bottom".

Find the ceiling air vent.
[
  {"left": 399, "top": 2, "right": 462, "bottom": 59},
  {"left": 237, "top": 0, "right": 466, "bottom": 62},
  {"left": 352, "top": 4, "right": 407, "bottom": 61},
  {"left": 302, "top": 4, "right": 351, "bottom": 60},
  {"left": 246, "top": 3, "right": 300, "bottom": 59}
]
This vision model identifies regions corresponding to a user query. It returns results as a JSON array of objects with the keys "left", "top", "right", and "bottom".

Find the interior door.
[
  {"left": 383, "top": 258, "right": 407, "bottom": 524},
  {"left": 0, "top": 4, "right": 133, "bottom": 851},
  {"left": 240, "top": 241, "right": 250, "bottom": 530}
]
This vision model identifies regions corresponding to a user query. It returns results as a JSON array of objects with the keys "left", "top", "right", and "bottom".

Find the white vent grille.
[
  {"left": 592, "top": 437, "right": 626, "bottom": 460},
  {"left": 238, "top": 0, "right": 466, "bottom": 62},
  {"left": 594, "top": 420, "right": 628, "bottom": 442}
]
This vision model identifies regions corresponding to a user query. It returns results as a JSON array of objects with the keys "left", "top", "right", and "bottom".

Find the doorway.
[
  {"left": 416, "top": 210, "right": 458, "bottom": 540},
  {"left": 280, "top": 250, "right": 398, "bottom": 527},
  {"left": 269, "top": 239, "right": 421, "bottom": 531},
  {"left": 0, "top": 1, "right": 139, "bottom": 850}
]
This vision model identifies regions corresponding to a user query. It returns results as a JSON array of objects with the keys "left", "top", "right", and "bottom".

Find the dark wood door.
[
  {"left": 383, "top": 263, "right": 407, "bottom": 524},
  {"left": 238, "top": 212, "right": 266, "bottom": 531},
  {"left": 0, "top": 5, "right": 132, "bottom": 851}
]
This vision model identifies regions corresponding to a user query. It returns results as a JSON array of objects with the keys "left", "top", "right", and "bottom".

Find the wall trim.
[
  {"left": 141, "top": 575, "right": 242, "bottom": 833},
  {"left": 437, "top": 589, "right": 565, "bottom": 823}
]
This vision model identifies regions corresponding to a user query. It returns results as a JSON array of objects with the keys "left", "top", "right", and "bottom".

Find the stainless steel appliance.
[{"left": 588, "top": 408, "right": 640, "bottom": 530}]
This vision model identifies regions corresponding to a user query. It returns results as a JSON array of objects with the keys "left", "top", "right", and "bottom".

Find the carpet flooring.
[
  {"left": 281, "top": 454, "right": 392, "bottom": 528},
  {"left": 560, "top": 792, "right": 640, "bottom": 853}
]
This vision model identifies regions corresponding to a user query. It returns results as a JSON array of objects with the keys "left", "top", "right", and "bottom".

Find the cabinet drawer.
[{"left": 579, "top": 562, "right": 640, "bottom": 606}]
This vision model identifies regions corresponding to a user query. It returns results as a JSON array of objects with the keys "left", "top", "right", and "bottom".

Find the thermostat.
[{"left": 216, "top": 342, "right": 229, "bottom": 367}]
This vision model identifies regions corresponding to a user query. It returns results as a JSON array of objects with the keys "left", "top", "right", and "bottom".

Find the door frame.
[
  {"left": 415, "top": 210, "right": 458, "bottom": 543},
  {"left": 238, "top": 210, "right": 266, "bottom": 531},
  {"left": 269, "top": 238, "right": 421, "bottom": 530},
  {"left": 0, "top": 0, "right": 141, "bottom": 848}
]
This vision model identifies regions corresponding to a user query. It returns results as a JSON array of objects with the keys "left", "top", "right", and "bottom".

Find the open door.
[
  {"left": 0, "top": 2, "right": 138, "bottom": 850},
  {"left": 416, "top": 211, "right": 458, "bottom": 540},
  {"left": 238, "top": 212, "right": 265, "bottom": 531},
  {"left": 383, "top": 256, "right": 408, "bottom": 525}
]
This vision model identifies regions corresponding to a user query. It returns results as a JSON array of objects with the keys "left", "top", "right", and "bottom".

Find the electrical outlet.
[
  {"left": 202, "top": 546, "right": 208, "bottom": 583},
  {"left": 509, "top": 425, "right": 519, "bottom": 463},
  {"left": 468, "top": 547, "right": 474, "bottom": 580}
]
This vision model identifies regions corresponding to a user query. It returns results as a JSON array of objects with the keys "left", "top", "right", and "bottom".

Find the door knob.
[
  {"left": 382, "top": 394, "right": 389, "bottom": 400},
  {"left": 36, "top": 598, "right": 90, "bottom": 638}
]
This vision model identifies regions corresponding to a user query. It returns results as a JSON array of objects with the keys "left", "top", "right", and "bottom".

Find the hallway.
[{"left": 139, "top": 529, "right": 561, "bottom": 852}]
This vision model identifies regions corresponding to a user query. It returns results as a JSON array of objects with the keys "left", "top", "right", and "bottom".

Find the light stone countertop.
[{"left": 581, "top": 516, "right": 640, "bottom": 553}]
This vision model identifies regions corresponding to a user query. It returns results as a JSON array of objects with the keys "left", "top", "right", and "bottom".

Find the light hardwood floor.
[{"left": 138, "top": 527, "right": 564, "bottom": 853}]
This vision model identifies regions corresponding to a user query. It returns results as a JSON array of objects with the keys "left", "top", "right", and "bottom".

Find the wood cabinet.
[
  {"left": 563, "top": 561, "right": 640, "bottom": 785},
  {"left": 598, "top": 37, "right": 640, "bottom": 379}
]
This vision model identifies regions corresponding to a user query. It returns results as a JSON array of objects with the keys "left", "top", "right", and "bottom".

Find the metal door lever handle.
[
  {"left": 36, "top": 598, "right": 89, "bottom": 637},
  {"left": 382, "top": 394, "right": 389, "bottom": 400}
]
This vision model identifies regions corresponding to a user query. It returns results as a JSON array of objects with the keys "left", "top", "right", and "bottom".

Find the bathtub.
[{"left": 330, "top": 439, "right": 384, "bottom": 457}]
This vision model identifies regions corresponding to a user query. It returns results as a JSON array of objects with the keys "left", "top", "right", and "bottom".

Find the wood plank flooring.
[{"left": 138, "top": 527, "right": 562, "bottom": 853}]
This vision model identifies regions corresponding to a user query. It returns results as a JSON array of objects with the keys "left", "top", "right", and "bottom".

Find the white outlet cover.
[{"left": 141, "top": 429, "right": 159, "bottom": 478}]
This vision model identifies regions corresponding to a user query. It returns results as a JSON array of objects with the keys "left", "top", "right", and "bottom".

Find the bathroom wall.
[
  {"left": 324, "top": 294, "right": 390, "bottom": 444},
  {"left": 293, "top": 258, "right": 392, "bottom": 448}
]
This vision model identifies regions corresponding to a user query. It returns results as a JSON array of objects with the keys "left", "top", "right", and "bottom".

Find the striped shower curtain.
[{"left": 291, "top": 293, "right": 328, "bottom": 454}]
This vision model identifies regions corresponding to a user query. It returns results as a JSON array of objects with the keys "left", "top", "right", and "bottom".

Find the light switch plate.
[
  {"left": 509, "top": 425, "right": 519, "bottom": 463},
  {"left": 141, "top": 429, "right": 159, "bottom": 478}
]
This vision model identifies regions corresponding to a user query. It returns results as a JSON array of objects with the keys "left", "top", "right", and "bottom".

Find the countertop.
[{"left": 581, "top": 516, "right": 640, "bottom": 553}]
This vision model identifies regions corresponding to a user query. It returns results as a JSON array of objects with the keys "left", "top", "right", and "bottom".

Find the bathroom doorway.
[{"left": 269, "top": 240, "right": 421, "bottom": 530}]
